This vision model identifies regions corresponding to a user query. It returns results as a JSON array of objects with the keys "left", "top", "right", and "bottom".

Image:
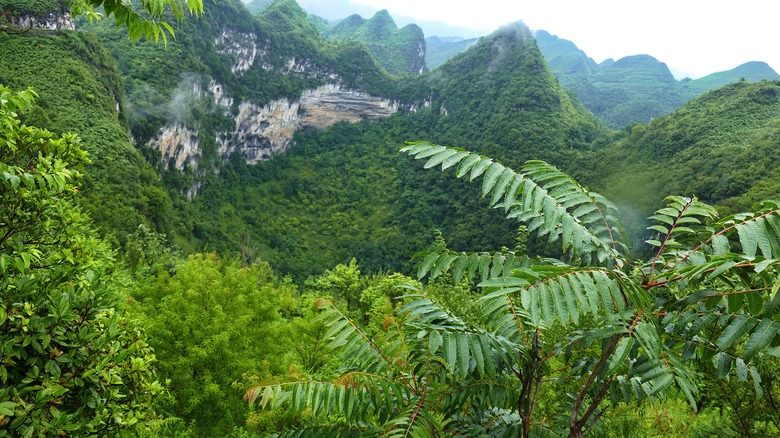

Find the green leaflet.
[
  {"left": 736, "top": 221, "right": 758, "bottom": 257},
  {"left": 469, "top": 157, "right": 494, "bottom": 182},
  {"left": 713, "top": 352, "right": 732, "bottom": 379},
  {"left": 607, "top": 337, "right": 633, "bottom": 374},
  {"left": 716, "top": 314, "right": 758, "bottom": 351},
  {"left": 490, "top": 169, "right": 516, "bottom": 207},
  {"left": 634, "top": 320, "right": 661, "bottom": 358},
  {"left": 743, "top": 319, "right": 779, "bottom": 361},
  {"left": 750, "top": 365, "right": 763, "bottom": 400},
  {"left": 417, "top": 253, "right": 439, "bottom": 279},
  {"left": 456, "top": 154, "right": 482, "bottom": 178},
  {"left": 423, "top": 148, "right": 460, "bottom": 169},
  {"left": 429, "top": 331, "right": 443, "bottom": 355},
  {"left": 482, "top": 162, "right": 506, "bottom": 197},
  {"left": 470, "top": 335, "right": 485, "bottom": 375},
  {"left": 458, "top": 334, "right": 470, "bottom": 379},
  {"left": 735, "top": 358, "right": 748, "bottom": 382},
  {"left": 711, "top": 234, "right": 730, "bottom": 255}
]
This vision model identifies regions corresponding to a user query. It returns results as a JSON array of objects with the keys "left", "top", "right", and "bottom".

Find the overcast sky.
[{"left": 296, "top": 0, "right": 777, "bottom": 79}]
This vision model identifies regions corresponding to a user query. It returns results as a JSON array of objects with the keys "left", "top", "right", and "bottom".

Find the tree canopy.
[
  {"left": 69, "top": 0, "right": 204, "bottom": 42},
  {"left": 0, "top": 85, "right": 162, "bottom": 436},
  {"left": 247, "top": 143, "right": 780, "bottom": 437}
]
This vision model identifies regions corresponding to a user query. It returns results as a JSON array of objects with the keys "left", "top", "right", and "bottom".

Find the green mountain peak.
[{"left": 325, "top": 9, "right": 426, "bottom": 76}]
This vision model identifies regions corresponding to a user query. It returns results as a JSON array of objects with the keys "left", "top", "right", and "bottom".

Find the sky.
[{"left": 295, "top": 0, "right": 778, "bottom": 79}]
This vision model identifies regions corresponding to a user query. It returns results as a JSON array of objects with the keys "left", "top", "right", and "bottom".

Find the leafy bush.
[{"left": 0, "top": 85, "right": 161, "bottom": 436}]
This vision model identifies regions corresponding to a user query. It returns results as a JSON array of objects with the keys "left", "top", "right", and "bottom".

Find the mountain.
[
  {"left": 585, "top": 54, "right": 685, "bottom": 127},
  {"left": 0, "top": 5, "right": 175, "bottom": 240},
  {"left": 5, "top": 2, "right": 780, "bottom": 435},
  {"left": 586, "top": 79, "right": 780, "bottom": 241},
  {"left": 684, "top": 61, "right": 780, "bottom": 94},
  {"left": 536, "top": 31, "right": 780, "bottom": 127},
  {"left": 324, "top": 10, "right": 426, "bottom": 76},
  {"left": 425, "top": 36, "right": 478, "bottom": 70},
  {"left": 431, "top": 29, "right": 780, "bottom": 128},
  {"left": 5, "top": 0, "right": 779, "bottom": 277},
  {"left": 142, "top": 18, "right": 601, "bottom": 275},
  {"left": 534, "top": 29, "right": 600, "bottom": 77}
]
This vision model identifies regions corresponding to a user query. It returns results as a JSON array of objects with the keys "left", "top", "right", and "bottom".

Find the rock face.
[
  {"left": 299, "top": 84, "right": 399, "bottom": 126},
  {"left": 147, "top": 82, "right": 400, "bottom": 169},
  {"left": 225, "top": 99, "right": 300, "bottom": 163},
  {"left": 214, "top": 27, "right": 258, "bottom": 75},
  {"left": 5, "top": 12, "right": 75, "bottom": 31},
  {"left": 219, "top": 84, "right": 399, "bottom": 164},
  {"left": 147, "top": 124, "right": 200, "bottom": 171},
  {"left": 143, "top": 17, "right": 402, "bottom": 179}
]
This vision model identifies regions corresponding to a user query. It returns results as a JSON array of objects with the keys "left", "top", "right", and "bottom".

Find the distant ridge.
[
  {"left": 535, "top": 31, "right": 780, "bottom": 127},
  {"left": 324, "top": 9, "right": 426, "bottom": 76},
  {"left": 425, "top": 36, "right": 478, "bottom": 70}
]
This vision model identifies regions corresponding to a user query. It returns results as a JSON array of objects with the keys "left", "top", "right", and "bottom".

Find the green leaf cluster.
[
  {"left": 253, "top": 143, "right": 780, "bottom": 437},
  {"left": 0, "top": 85, "right": 161, "bottom": 436}
]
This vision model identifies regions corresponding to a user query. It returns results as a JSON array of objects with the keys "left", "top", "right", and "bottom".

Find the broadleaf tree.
[
  {"left": 248, "top": 142, "right": 780, "bottom": 437},
  {"left": 68, "top": 0, "right": 205, "bottom": 42},
  {"left": 0, "top": 85, "right": 163, "bottom": 436}
]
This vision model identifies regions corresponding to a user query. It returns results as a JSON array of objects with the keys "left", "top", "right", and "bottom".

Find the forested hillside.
[
  {"left": 535, "top": 30, "right": 780, "bottom": 127},
  {"left": 0, "top": 23, "right": 174, "bottom": 241},
  {"left": 324, "top": 9, "right": 427, "bottom": 76},
  {"left": 172, "top": 20, "right": 602, "bottom": 276},
  {"left": 2, "top": 0, "right": 780, "bottom": 436},
  {"left": 592, "top": 79, "right": 780, "bottom": 223}
]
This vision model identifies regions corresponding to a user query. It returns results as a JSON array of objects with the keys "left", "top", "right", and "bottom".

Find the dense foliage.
[
  {"left": 0, "top": 86, "right": 161, "bottom": 436},
  {"left": 0, "top": 30, "right": 176, "bottom": 242},
  {"left": 590, "top": 80, "right": 780, "bottom": 239},
  {"left": 0, "top": 0, "right": 70, "bottom": 16},
  {"left": 2, "top": 0, "right": 780, "bottom": 435},
  {"left": 131, "top": 253, "right": 291, "bottom": 436},
  {"left": 250, "top": 143, "right": 780, "bottom": 437},
  {"left": 324, "top": 10, "right": 426, "bottom": 76},
  {"left": 167, "top": 21, "right": 602, "bottom": 278}
]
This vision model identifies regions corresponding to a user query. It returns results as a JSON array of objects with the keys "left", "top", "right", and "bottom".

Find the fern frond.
[
  {"left": 720, "top": 201, "right": 780, "bottom": 259},
  {"left": 415, "top": 249, "right": 525, "bottom": 282},
  {"left": 646, "top": 196, "right": 719, "bottom": 274},
  {"left": 246, "top": 376, "right": 410, "bottom": 425},
  {"left": 478, "top": 267, "right": 639, "bottom": 328},
  {"left": 317, "top": 299, "right": 395, "bottom": 370},
  {"left": 401, "top": 294, "right": 528, "bottom": 379},
  {"left": 401, "top": 143, "right": 629, "bottom": 264},
  {"left": 611, "top": 334, "right": 698, "bottom": 409},
  {"left": 379, "top": 388, "right": 448, "bottom": 438}
]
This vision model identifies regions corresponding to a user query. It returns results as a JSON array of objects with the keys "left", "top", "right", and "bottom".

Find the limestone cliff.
[
  {"left": 147, "top": 123, "right": 200, "bottom": 171},
  {"left": 146, "top": 80, "right": 400, "bottom": 169},
  {"left": 2, "top": 11, "right": 75, "bottom": 31},
  {"left": 214, "top": 27, "right": 258, "bottom": 75},
  {"left": 219, "top": 84, "right": 400, "bottom": 164}
]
